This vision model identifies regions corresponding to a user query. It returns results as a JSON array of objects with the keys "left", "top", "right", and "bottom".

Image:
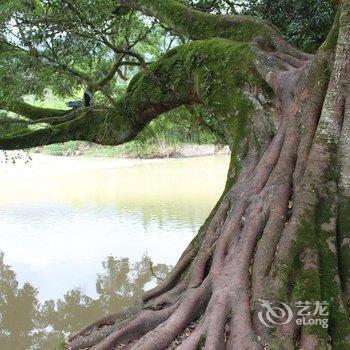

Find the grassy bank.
[{"left": 36, "top": 141, "right": 229, "bottom": 159}]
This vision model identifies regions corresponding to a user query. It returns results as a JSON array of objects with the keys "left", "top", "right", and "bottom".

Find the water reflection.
[
  {"left": 0, "top": 154, "right": 229, "bottom": 348},
  {"left": 0, "top": 252, "right": 170, "bottom": 350},
  {"left": 0, "top": 155, "right": 229, "bottom": 301}
]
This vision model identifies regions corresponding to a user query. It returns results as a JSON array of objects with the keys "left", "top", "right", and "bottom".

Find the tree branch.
[
  {"left": 0, "top": 38, "right": 274, "bottom": 150},
  {"left": 96, "top": 55, "right": 126, "bottom": 88},
  {"left": 186, "top": 106, "right": 227, "bottom": 141},
  {"left": 0, "top": 100, "right": 68, "bottom": 120},
  {"left": 118, "top": 0, "right": 276, "bottom": 42},
  {"left": 118, "top": 0, "right": 312, "bottom": 59},
  {"left": 0, "top": 110, "right": 92, "bottom": 150},
  {"left": 1, "top": 39, "right": 92, "bottom": 83}
]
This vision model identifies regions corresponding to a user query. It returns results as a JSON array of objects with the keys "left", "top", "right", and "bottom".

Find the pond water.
[{"left": 0, "top": 153, "right": 229, "bottom": 349}]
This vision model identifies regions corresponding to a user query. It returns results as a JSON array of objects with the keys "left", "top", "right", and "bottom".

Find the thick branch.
[
  {"left": 119, "top": 0, "right": 277, "bottom": 43},
  {"left": 0, "top": 100, "right": 68, "bottom": 120},
  {"left": 0, "top": 110, "right": 92, "bottom": 150},
  {"left": 118, "top": 0, "right": 313, "bottom": 60},
  {"left": 0, "top": 38, "right": 269, "bottom": 150},
  {"left": 96, "top": 55, "right": 125, "bottom": 87}
]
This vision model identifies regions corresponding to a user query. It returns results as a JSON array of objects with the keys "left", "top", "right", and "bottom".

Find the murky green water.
[{"left": 0, "top": 154, "right": 229, "bottom": 349}]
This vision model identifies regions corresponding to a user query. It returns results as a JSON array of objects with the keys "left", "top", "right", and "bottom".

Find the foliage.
[
  {"left": 0, "top": 0, "right": 224, "bottom": 149},
  {"left": 242, "top": 0, "right": 337, "bottom": 53},
  {"left": 184, "top": 0, "right": 337, "bottom": 52},
  {"left": 185, "top": 0, "right": 242, "bottom": 14},
  {"left": 0, "top": 0, "right": 337, "bottom": 150},
  {"left": 0, "top": 0, "right": 164, "bottom": 102}
]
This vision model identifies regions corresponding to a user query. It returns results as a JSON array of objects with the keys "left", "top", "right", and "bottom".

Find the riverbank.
[
  {"left": 34, "top": 141, "right": 230, "bottom": 159},
  {"left": 0, "top": 152, "right": 163, "bottom": 180},
  {"left": 0, "top": 151, "right": 231, "bottom": 181}
]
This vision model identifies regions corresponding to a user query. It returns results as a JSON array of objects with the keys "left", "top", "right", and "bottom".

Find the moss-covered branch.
[
  {"left": 119, "top": 0, "right": 280, "bottom": 44},
  {"left": 83, "top": 38, "right": 271, "bottom": 148},
  {"left": 1, "top": 100, "right": 69, "bottom": 120},
  {"left": 0, "top": 110, "right": 93, "bottom": 150},
  {"left": 0, "top": 38, "right": 269, "bottom": 150}
]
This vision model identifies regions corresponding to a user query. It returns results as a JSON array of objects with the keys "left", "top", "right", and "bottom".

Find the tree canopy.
[
  {"left": 187, "top": 0, "right": 337, "bottom": 53},
  {"left": 0, "top": 0, "right": 337, "bottom": 149}
]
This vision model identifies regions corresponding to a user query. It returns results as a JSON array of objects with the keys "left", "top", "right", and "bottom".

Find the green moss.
[
  {"left": 273, "top": 190, "right": 347, "bottom": 344},
  {"left": 5, "top": 100, "right": 68, "bottom": 120},
  {"left": 55, "top": 340, "right": 66, "bottom": 350},
  {"left": 338, "top": 196, "right": 350, "bottom": 288},
  {"left": 337, "top": 195, "right": 350, "bottom": 348},
  {"left": 270, "top": 210, "right": 317, "bottom": 300},
  {"left": 320, "top": 8, "right": 340, "bottom": 53},
  {"left": 293, "top": 250, "right": 326, "bottom": 339},
  {"left": 279, "top": 181, "right": 350, "bottom": 346},
  {"left": 306, "top": 54, "right": 331, "bottom": 92},
  {"left": 139, "top": 0, "right": 274, "bottom": 44},
  {"left": 124, "top": 38, "right": 268, "bottom": 152},
  {"left": 268, "top": 338, "right": 284, "bottom": 350},
  {"left": 196, "top": 334, "right": 207, "bottom": 349},
  {"left": 293, "top": 266, "right": 320, "bottom": 302},
  {"left": 316, "top": 184, "right": 350, "bottom": 348}
]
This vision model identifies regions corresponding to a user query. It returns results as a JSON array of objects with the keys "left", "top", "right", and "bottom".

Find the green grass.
[{"left": 39, "top": 140, "right": 217, "bottom": 159}]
